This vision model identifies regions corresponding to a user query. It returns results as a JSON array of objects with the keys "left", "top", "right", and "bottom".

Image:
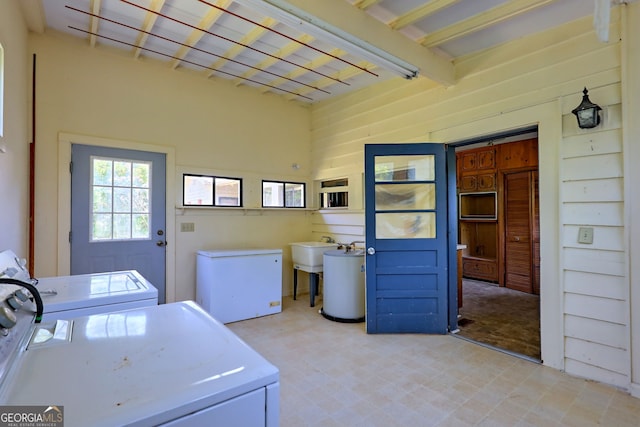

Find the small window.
[
  {"left": 183, "top": 174, "right": 242, "bottom": 207},
  {"left": 262, "top": 180, "right": 305, "bottom": 208}
]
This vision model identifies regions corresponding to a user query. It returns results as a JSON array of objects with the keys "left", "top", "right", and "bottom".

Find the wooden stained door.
[{"left": 503, "top": 170, "right": 539, "bottom": 294}]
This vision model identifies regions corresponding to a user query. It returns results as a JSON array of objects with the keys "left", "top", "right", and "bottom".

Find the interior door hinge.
[
  {"left": 68, "top": 231, "right": 72, "bottom": 243},
  {"left": 69, "top": 161, "right": 73, "bottom": 174}
]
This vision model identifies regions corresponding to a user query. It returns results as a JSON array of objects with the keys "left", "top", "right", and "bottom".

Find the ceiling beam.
[
  {"left": 132, "top": 0, "right": 166, "bottom": 58},
  {"left": 419, "top": 0, "right": 557, "bottom": 48},
  {"left": 353, "top": 0, "right": 383, "bottom": 9},
  {"left": 253, "top": 0, "right": 454, "bottom": 85},
  {"left": 171, "top": 0, "right": 232, "bottom": 70},
  {"left": 236, "top": 33, "right": 314, "bottom": 83},
  {"left": 206, "top": 18, "right": 276, "bottom": 78},
  {"left": 283, "top": 58, "right": 371, "bottom": 101},
  {"left": 88, "top": 0, "right": 102, "bottom": 47},
  {"left": 390, "top": 0, "right": 462, "bottom": 30},
  {"left": 262, "top": 46, "right": 344, "bottom": 92},
  {"left": 19, "top": 0, "right": 46, "bottom": 33}
]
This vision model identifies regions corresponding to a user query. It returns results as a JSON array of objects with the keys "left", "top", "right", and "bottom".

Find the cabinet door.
[
  {"left": 462, "top": 258, "right": 498, "bottom": 281},
  {"left": 460, "top": 152, "right": 477, "bottom": 172},
  {"left": 460, "top": 175, "right": 477, "bottom": 192},
  {"left": 477, "top": 148, "right": 496, "bottom": 170},
  {"left": 477, "top": 173, "right": 496, "bottom": 190},
  {"left": 504, "top": 171, "right": 537, "bottom": 294}
]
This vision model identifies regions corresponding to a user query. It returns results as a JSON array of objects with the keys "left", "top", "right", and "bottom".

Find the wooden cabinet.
[
  {"left": 457, "top": 140, "right": 539, "bottom": 289},
  {"left": 457, "top": 146, "right": 499, "bottom": 282},
  {"left": 504, "top": 170, "right": 540, "bottom": 294},
  {"left": 462, "top": 257, "right": 498, "bottom": 282},
  {"left": 459, "top": 173, "right": 496, "bottom": 192},
  {"left": 458, "top": 146, "right": 496, "bottom": 192},
  {"left": 460, "top": 147, "right": 495, "bottom": 171},
  {"left": 459, "top": 221, "right": 498, "bottom": 282},
  {"left": 497, "top": 138, "right": 538, "bottom": 169}
]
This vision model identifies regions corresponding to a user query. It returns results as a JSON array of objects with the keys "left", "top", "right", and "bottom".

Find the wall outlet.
[
  {"left": 180, "top": 222, "right": 195, "bottom": 232},
  {"left": 578, "top": 227, "right": 594, "bottom": 244}
]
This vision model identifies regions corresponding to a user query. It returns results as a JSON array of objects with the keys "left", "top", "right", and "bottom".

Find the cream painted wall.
[
  {"left": 30, "top": 30, "right": 314, "bottom": 301},
  {"left": 0, "top": 1, "right": 30, "bottom": 255},
  {"left": 309, "top": 5, "right": 639, "bottom": 394}
]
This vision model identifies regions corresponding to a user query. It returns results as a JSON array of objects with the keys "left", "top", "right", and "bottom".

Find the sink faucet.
[
  {"left": 321, "top": 236, "right": 336, "bottom": 243},
  {"left": 343, "top": 241, "right": 365, "bottom": 252}
]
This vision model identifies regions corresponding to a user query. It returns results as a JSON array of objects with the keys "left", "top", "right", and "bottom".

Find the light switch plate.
[
  {"left": 180, "top": 222, "right": 195, "bottom": 232},
  {"left": 578, "top": 227, "right": 594, "bottom": 244}
]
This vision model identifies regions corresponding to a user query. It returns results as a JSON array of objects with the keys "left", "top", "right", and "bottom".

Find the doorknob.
[
  {"left": 156, "top": 240, "right": 167, "bottom": 247},
  {"left": 367, "top": 247, "right": 376, "bottom": 255}
]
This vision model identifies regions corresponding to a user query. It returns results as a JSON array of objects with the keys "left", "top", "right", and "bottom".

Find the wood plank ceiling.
[{"left": 29, "top": 0, "right": 610, "bottom": 103}]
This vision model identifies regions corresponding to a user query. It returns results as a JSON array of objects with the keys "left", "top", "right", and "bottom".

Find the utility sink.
[{"left": 290, "top": 242, "right": 338, "bottom": 270}]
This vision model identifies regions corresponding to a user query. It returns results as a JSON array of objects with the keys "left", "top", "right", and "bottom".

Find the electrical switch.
[{"left": 578, "top": 227, "right": 594, "bottom": 244}]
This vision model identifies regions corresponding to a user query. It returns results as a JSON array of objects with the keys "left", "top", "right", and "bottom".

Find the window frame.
[
  {"left": 182, "top": 173, "right": 243, "bottom": 207},
  {"left": 89, "top": 155, "right": 152, "bottom": 242},
  {"left": 262, "top": 180, "right": 306, "bottom": 208}
]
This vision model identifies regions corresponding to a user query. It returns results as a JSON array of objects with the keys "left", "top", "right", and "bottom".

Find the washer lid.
[
  {"left": 36, "top": 271, "right": 158, "bottom": 313},
  {"left": 0, "top": 301, "right": 279, "bottom": 427}
]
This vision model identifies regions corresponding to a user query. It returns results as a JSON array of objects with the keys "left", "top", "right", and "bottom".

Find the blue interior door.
[
  {"left": 71, "top": 144, "right": 167, "bottom": 303},
  {"left": 365, "top": 143, "right": 451, "bottom": 333}
]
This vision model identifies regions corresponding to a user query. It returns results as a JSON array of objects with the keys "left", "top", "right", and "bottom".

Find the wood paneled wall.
[
  {"left": 310, "top": 6, "right": 635, "bottom": 391},
  {"left": 561, "top": 104, "right": 627, "bottom": 386}
]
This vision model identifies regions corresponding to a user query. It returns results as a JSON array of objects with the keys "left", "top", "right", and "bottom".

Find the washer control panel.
[
  {"left": 0, "top": 284, "right": 36, "bottom": 388},
  {"left": 0, "top": 250, "right": 32, "bottom": 282}
]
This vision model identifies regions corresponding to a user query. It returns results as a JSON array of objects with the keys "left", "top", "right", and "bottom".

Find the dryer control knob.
[
  {"left": 6, "top": 296, "right": 23, "bottom": 310},
  {"left": 14, "top": 289, "right": 29, "bottom": 302},
  {"left": 0, "top": 307, "right": 17, "bottom": 329}
]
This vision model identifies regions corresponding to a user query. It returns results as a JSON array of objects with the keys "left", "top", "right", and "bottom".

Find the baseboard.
[{"left": 629, "top": 382, "right": 640, "bottom": 399}]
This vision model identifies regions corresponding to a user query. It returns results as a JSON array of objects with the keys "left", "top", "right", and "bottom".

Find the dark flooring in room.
[{"left": 455, "top": 279, "right": 541, "bottom": 360}]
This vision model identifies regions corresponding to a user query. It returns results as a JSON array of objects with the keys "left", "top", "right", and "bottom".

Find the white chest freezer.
[{"left": 197, "top": 249, "right": 282, "bottom": 323}]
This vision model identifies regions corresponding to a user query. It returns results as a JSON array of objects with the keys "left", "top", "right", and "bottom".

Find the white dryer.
[{"left": 0, "top": 291, "right": 279, "bottom": 426}]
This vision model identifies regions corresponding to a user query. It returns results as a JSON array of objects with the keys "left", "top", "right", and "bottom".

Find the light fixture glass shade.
[{"left": 571, "top": 87, "right": 602, "bottom": 129}]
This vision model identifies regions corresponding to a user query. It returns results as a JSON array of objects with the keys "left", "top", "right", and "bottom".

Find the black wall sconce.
[{"left": 571, "top": 87, "right": 602, "bottom": 129}]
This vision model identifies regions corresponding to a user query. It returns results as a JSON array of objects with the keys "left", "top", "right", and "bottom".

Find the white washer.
[
  {"left": 0, "top": 291, "right": 279, "bottom": 426},
  {"left": 0, "top": 250, "right": 158, "bottom": 321}
]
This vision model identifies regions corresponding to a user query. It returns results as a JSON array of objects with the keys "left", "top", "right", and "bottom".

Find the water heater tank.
[{"left": 321, "top": 249, "right": 365, "bottom": 322}]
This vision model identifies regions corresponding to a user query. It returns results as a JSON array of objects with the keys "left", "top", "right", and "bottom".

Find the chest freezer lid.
[
  {"left": 36, "top": 270, "right": 158, "bottom": 313},
  {"left": 0, "top": 301, "right": 278, "bottom": 427},
  {"left": 197, "top": 248, "right": 283, "bottom": 258}
]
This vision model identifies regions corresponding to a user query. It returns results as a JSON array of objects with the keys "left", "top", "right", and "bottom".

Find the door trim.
[
  {"left": 447, "top": 144, "right": 459, "bottom": 331},
  {"left": 57, "top": 132, "right": 177, "bottom": 303},
  {"left": 429, "top": 101, "right": 562, "bottom": 369}
]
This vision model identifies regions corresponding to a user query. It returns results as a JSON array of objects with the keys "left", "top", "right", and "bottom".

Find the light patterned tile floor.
[{"left": 227, "top": 296, "right": 640, "bottom": 427}]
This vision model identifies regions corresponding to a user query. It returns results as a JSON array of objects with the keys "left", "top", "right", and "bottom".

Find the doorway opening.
[{"left": 452, "top": 127, "right": 541, "bottom": 361}]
